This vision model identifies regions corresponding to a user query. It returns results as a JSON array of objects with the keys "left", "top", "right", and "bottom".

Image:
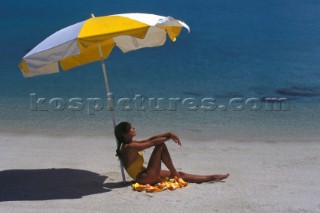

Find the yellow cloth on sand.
[{"left": 131, "top": 177, "right": 188, "bottom": 193}]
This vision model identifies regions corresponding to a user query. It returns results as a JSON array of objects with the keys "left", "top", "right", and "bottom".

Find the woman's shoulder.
[
  {"left": 122, "top": 141, "right": 144, "bottom": 154},
  {"left": 122, "top": 141, "right": 139, "bottom": 150},
  {"left": 125, "top": 140, "right": 142, "bottom": 146}
]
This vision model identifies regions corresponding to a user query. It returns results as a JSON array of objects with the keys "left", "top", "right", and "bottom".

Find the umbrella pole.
[{"left": 98, "top": 43, "right": 127, "bottom": 184}]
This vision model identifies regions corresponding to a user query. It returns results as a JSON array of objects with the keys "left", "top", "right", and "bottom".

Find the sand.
[{"left": 0, "top": 134, "right": 320, "bottom": 213}]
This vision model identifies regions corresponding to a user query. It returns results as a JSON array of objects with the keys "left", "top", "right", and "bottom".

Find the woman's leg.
[
  {"left": 137, "top": 143, "right": 178, "bottom": 184},
  {"left": 160, "top": 170, "right": 229, "bottom": 183},
  {"left": 159, "top": 143, "right": 179, "bottom": 177}
]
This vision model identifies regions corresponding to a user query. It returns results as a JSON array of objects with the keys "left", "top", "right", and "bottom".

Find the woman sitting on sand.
[{"left": 114, "top": 121, "right": 229, "bottom": 184}]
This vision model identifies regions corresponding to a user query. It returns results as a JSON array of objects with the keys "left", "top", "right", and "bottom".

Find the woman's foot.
[
  {"left": 212, "top": 173, "right": 229, "bottom": 181},
  {"left": 170, "top": 170, "right": 180, "bottom": 178}
]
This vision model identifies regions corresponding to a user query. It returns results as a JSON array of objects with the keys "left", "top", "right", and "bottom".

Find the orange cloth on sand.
[{"left": 131, "top": 177, "right": 188, "bottom": 193}]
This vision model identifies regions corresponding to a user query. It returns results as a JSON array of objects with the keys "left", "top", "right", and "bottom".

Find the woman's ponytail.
[{"left": 114, "top": 122, "right": 131, "bottom": 158}]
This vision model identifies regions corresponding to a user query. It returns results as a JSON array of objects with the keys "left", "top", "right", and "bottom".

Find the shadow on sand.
[{"left": 0, "top": 168, "right": 131, "bottom": 202}]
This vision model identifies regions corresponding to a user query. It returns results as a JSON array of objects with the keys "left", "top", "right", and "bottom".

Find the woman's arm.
[
  {"left": 126, "top": 136, "right": 169, "bottom": 151},
  {"left": 148, "top": 132, "right": 171, "bottom": 141},
  {"left": 140, "top": 132, "right": 181, "bottom": 145},
  {"left": 126, "top": 132, "right": 181, "bottom": 151}
]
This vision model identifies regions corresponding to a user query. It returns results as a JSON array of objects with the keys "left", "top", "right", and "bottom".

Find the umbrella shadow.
[
  {"left": 103, "top": 181, "right": 132, "bottom": 189},
  {"left": 0, "top": 168, "right": 114, "bottom": 202}
]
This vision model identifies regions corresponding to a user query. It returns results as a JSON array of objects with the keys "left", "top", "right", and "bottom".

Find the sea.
[{"left": 1, "top": 0, "right": 319, "bottom": 142}]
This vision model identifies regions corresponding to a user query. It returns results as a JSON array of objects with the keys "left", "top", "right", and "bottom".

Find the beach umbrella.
[{"left": 18, "top": 13, "right": 190, "bottom": 183}]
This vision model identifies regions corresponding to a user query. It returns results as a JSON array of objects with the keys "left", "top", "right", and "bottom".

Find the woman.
[{"left": 115, "top": 121, "right": 229, "bottom": 185}]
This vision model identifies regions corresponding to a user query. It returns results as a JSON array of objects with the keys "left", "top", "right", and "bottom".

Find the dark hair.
[{"left": 114, "top": 121, "right": 131, "bottom": 158}]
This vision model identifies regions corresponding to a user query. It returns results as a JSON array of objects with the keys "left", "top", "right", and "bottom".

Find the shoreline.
[
  {"left": 0, "top": 131, "right": 320, "bottom": 143},
  {"left": 1, "top": 98, "right": 320, "bottom": 142}
]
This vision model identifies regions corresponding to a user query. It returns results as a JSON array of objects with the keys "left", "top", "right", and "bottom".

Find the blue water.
[{"left": 1, "top": 0, "right": 320, "bottom": 141}]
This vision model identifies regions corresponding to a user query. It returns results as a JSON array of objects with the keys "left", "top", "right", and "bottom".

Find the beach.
[
  {"left": 1, "top": 134, "right": 319, "bottom": 212},
  {"left": 1, "top": 0, "right": 320, "bottom": 212}
]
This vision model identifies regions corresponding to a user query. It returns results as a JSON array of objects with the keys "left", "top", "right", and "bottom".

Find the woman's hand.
[{"left": 167, "top": 132, "right": 181, "bottom": 146}]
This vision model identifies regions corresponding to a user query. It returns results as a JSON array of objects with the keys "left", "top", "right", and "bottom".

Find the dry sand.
[{"left": 0, "top": 134, "right": 319, "bottom": 212}]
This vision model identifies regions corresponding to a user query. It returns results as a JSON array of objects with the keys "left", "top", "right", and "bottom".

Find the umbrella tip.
[{"left": 91, "top": 13, "right": 95, "bottom": 18}]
